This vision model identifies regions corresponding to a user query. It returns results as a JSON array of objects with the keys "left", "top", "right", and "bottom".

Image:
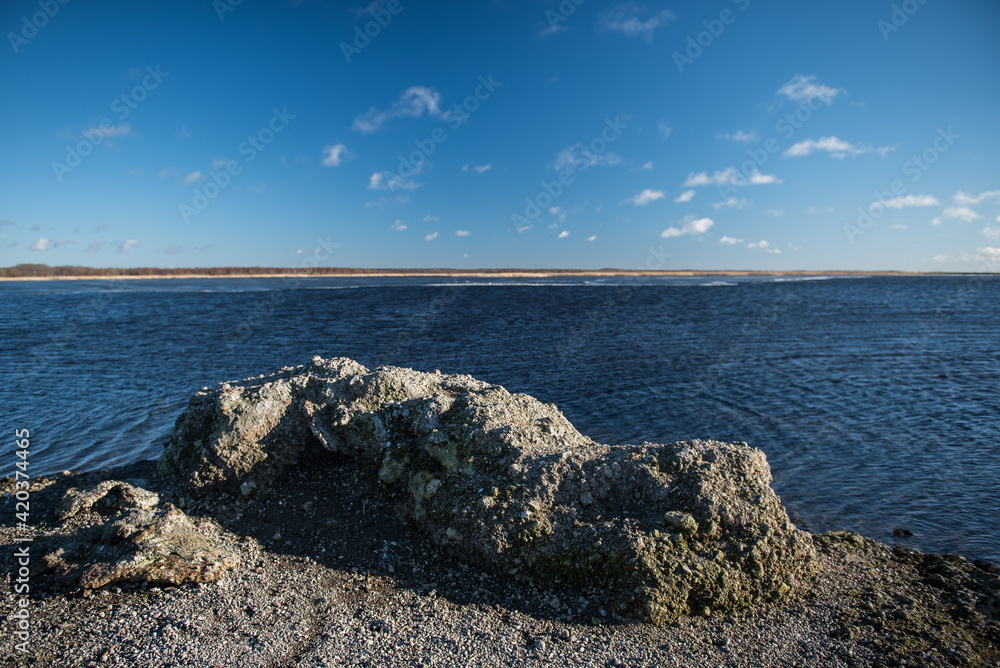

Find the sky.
[{"left": 1, "top": 0, "right": 999, "bottom": 271}]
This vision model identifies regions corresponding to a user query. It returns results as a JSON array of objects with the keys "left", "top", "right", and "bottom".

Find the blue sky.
[{"left": 2, "top": 0, "right": 999, "bottom": 271}]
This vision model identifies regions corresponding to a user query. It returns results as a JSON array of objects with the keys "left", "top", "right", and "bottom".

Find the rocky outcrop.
[
  {"left": 43, "top": 481, "right": 238, "bottom": 590},
  {"left": 159, "top": 356, "right": 817, "bottom": 623}
]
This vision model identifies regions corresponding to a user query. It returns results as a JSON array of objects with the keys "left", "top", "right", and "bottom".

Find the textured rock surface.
[
  {"left": 43, "top": 480, "right": 239, "bottom": 590},
  {"left": 160, "top": 356, "right": 817, "bottom": 623}
]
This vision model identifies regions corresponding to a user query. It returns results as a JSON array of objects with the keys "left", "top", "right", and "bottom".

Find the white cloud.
[
  {"left": 785, "top": 136, "right": 854, "bottom": 158},
  {"left": 658, "top": 121, "right": 672, "bottom": 139},
  {"left": 932, "top": 254, "right": 950, "bottom": 262},
  {"left": 748, "top": 171, "right": 782, "bottom": 185},
  {"left": 352, "top": 86, "right": 445, "bottom": 133},
  {"left": 683, "top": 167, "right": 782, "bottom": 187},
  {"left": 979, "top": 247, "right": 1000, "bottom": 261},
  {"left": 883, "top": 194, "right": 940, "bottom": 208},
  {"left": 118, "top": 240, "right": 139, "bottom": 253},
  {"left": 368, "top": 171, "right": 420, "bottom": 191},
  {"left": 598, "top": 3, "right": 676, "bottom": 42},
  {"left": 777, "top": 75, "right": 844, "bottom": 105},
  {"left": 322, "top": 144, "right": 350, "bottom": 167},
  {"left": 640, "top": 161, "right": 653, "bottom": 170},
  {"left": 719, "top": 236, "right": 743, "bottom": 245},
  {"left": 539, "top": 23, "right": 565, "bottom": 38},
  {"left": 183, "top": 171, "right": 204, "bottom": 184},
  {"left": 983, "top": 227, "right": 1000, "bottom": 240},
  {"left": 713, "top": 197, "right": 749, "bottom": 210},
  {"left": 586, "top": 235, "right": 597, "bottom": 242},
  {"left": 625, "top": 189, "right": 666, "bottom": 206},
  {"left": 931, "top": 206, "right": 981, "bottom": 225},
  {"left": 553, "top": 144, "right": 623, "bottom": 172},
  {"left": 557, "top": 230, "right": 570, "bottom": 239},
  {"left": 464, "top": 163, "right": 492, "bottom": 173},
  {"left": 455, "top": 230, "right": 471, "bottom": 237},
  {"left": 390, "top": 220, "right": 407, "bottom": 231},
  {"left": 83, "top": 123, "right": 134, "bottom": 140},
  {"left": 747, "top": 239, "right": 782, "bottom": 254},
  {"left": 158, "top": 167, "right": 175, "bottom": 178},
  {"left": 210, "top": 158, "right": 230, "bottom": 169},
  {"left": 954, "top": 190, "right": 1000, "bottom": 205},
  {"left": 661, "top": 216, "right": 713, "bottom": 238},
  {"left": 675, "top": 190, "right": 695, "bottom": 203},
  {"left": 764, "top": 208, "right": 784, "bottom": 217},
  {"left": 86, "top": 242, "right": 103, "bottom": 252},
  {"left": 425, "top": 232, "right": 439, "bottom": 241},
  {"left": 29, "top": 238, "right": 50, "bottom": 251},
  {"left": 784, "top": 136, "right": 892, "bottom": 159},
  {"left": 717, "top": 130, "right": 758, "bottom": 143}
]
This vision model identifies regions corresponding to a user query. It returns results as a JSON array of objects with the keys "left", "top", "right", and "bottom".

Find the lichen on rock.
[{"left": 160, "top": 356, "right": 818, "bottom": 623}]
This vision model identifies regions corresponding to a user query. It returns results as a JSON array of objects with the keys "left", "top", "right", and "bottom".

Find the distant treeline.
[{"left": 0, "top": 264, "right": 616, "bottom": 278}]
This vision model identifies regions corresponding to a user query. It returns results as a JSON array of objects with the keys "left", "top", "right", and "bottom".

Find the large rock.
[{"left": 160, "top": 357, "right": 817, "bottom": 623}]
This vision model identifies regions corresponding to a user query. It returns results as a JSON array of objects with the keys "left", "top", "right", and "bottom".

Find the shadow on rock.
[{"left": 153, "top": 356, "right": 818, "bottom": 624}]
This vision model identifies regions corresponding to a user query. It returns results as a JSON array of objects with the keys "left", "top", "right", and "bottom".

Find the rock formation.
[
  {"left": 158, "top": 356, "right": 817, "bottom": 623},
  {"left": 43, "top": 480, "right": 238, "bottom": 590}
]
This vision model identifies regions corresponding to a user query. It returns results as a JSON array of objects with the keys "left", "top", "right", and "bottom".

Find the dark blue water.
[{"left": 2, "top": 275, "right": 998, "bottom": 563}]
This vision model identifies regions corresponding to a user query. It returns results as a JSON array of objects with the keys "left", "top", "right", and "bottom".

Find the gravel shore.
[{"left": 2, "top": 459, "right": 998, "bottom": 668}]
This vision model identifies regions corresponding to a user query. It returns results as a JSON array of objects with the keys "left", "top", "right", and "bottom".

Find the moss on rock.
[{"left": 159, "top": 356, "right": 818, "bottom": 624}]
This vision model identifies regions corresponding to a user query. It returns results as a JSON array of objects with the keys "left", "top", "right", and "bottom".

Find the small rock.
[{"left": 663, "top": 511, "right": 698, "bottom": 535}]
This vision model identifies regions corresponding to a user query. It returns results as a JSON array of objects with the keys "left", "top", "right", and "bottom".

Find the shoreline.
[
  {"left": 2, "top": 460, "right": 998, "bottom": 667},
  {"left": 2, "top": 352, "right": 998, "bottom": 666},
  {"left": 0, "top": 269, "right": 983, "bottom": 282}
]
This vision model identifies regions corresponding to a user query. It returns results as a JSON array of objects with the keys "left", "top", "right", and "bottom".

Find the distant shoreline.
[{"left": 0, "top": 269, "right": 987, "bottom": 282}]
